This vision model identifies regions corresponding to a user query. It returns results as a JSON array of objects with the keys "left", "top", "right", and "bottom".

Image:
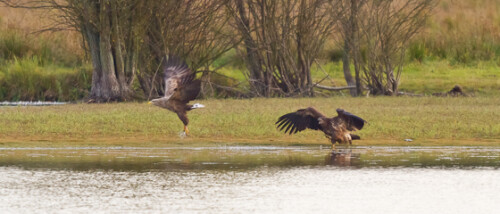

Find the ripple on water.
[
  {"left": 0, "top": 146, "right": 499, "bottom": 213},
  {"left": 0, "top": 167, "right": 499, "bottom": 213}
]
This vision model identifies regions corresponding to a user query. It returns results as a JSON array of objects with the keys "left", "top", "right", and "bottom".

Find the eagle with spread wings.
[
  {"left": 149, "top": 55, "right": 204, "bottom": 136},
  {"left": 276, "top": 107, "right": 366, "bottom": 146}
]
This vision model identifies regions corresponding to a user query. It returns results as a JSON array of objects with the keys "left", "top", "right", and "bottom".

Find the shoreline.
[{"left": 1, "top": 136, "right": 499, "bottom": 148}]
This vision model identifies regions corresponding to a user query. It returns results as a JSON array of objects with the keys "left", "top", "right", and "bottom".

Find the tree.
[
  {"left": 352, "top": 0, "right": 435, "bottom": 95},
  {"left": 227, "top": 0, "right": 336, "bottom": 97},
  {"left": 336, "top": 0, "right": 366, "bottom": 96},
  {"left": 137, "top": 0, "right": 234, "bottom": 98},
  {"left": 1, "top": 0, "right": 233, "bottom": 101},
  {"left": 0, "top": 0, "right": 143, "bottom": 102},
  {"left": 80, "top": 0, "right": 138, "bottom": 102}
]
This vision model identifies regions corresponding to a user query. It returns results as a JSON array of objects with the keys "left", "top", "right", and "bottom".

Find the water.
[
  {"left": 0, "top": 146, "right": 499, "bottom": 213},
  {"left": 0, "top": 101, "right": 67, "bottom": 106}
]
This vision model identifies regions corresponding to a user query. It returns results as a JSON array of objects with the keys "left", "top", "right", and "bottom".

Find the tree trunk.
[
  {"left": 111, "top": 2, "right": 129, "bottom": 97},
  {"left": 85, "top": 0, "right": 130, "bottom": 102},
  {"left": 124, "top": 11, "right": 137, "bottom": 87},
  {"left": 235, "top": 0, "right": 265, "bottom": 96},
  {"left": 350, "top": 0, "right": 362, "bottom": 96},
  {"left": 98, "top": 1, "right": 121, "bottom": 100},
  {"left": 342, "top": 39, "right": 357, "bottom": 96},
  {"left": 84, "top": 24, "right": 103, "bottom": 100}
]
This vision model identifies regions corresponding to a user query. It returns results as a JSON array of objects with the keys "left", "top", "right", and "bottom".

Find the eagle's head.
[{"left": 148, "top": 97, "right": 168, "bottom": 107}]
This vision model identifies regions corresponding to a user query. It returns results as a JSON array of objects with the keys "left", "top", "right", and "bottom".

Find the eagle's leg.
[
  {"left": 176, "top": 112, "right": 190, "bottom": 136},
  {"left": 345, "top": 133, "right": 353, "bottom": 145},
  {"left": 331, "top": 138, "right": 338, "bottom": 150}
]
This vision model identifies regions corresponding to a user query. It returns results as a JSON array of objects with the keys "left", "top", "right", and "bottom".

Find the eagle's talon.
[{"left": 179, "top": 131, "right": 187, "bottom": 138}]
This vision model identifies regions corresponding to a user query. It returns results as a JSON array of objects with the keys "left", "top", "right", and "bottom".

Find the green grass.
[
  {"left": 1, "top": 97, "right": 499, "bottom": 147},
  {"left": 0, "top": 25, "right": 83, "bottom": 67},
  {"left": 2, "top": 57, "right": 496, "bottom": 101},
  {"left": 0, "top": 57, "right": 92, "bottom": 101},
  {"left": 0, "top": 25, "right": 90, "bottom": 101},
  {"left": 401, "top": 61, "right": 500, "bottom": 95},
  {"left": 217, "top": 60, "right": 500, "bottom": 97}
]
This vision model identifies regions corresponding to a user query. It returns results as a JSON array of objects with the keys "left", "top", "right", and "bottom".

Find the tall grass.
[
  {"left": 0, "top": 57, "right": 91, "bottom": 101},
  {"left": 409, "top": 0, "right": 500, "bottom": 63},
  {"left": 0, "top": 6, "right": 89, "bottom": 101},
  {"left": 0, "top": 18, "right": 84, "bottom": 66}
]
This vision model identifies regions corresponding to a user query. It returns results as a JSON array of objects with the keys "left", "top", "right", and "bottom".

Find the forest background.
[{"left": 0, "top": 0, "right": 498, "bottom": 102}]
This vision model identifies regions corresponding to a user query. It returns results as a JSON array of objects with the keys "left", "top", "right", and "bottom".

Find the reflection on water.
[
  {"left": 0, "top": 146, "right": 499, "bottom": 213},
  {"left": 325, "top": 149, "right": 361, "bottom": 166},
  {"left": 0, "top": 146, "right": 499, "bottom": 170}
]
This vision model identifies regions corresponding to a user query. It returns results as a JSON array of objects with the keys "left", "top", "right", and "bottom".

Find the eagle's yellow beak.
[{"left": 148, "top": 101, "right": 152, "bottom": 105}]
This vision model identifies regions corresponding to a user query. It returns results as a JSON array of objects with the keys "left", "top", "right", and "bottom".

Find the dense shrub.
[{"left": 0, "top": 57, "right": 91, "bottom": 101}]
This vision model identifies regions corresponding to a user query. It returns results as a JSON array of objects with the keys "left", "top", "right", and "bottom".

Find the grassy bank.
[{"left": 1, "top": 97, "right": 499, "bottom": 147}]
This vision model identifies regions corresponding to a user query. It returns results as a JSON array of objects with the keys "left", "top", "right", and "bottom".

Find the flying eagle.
[
  {"left": 149, "top": 55, "right": 204, "bottom": 135},
  {"left": 276, "top": 107, "right": 366, "bottom": 145}
]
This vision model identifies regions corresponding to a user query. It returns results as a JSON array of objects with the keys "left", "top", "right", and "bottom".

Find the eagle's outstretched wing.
[
  {"left": 276, "top": 107, "right": 325, "bottom": 135},
  {"left": 336, "top": 109, "right": 365, "bottom": 131},
  {"left": 163, "top": 55, "right": 191, "bottom": 80},
  {"left": 163, "top": 55, "right": 200, "bottom": 103}
]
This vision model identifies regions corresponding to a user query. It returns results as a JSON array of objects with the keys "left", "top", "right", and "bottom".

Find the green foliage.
[
  {"left": 0, "top": 57, "right": 91, "bottom": 101},
  {"left": 1, "top": 0, "right": 500, "bottom": 101},
  {"left": 413, "top": 37, "right": 500, "bottom": 65},
  {"left": 0, "top": 30, "right": 30, "bottom": 60},
  {"left": 309, "top": 60, "right": 500, "bottom": 96},
  {"left": 400, "top": 61, "right": 500, "bottom": 95},
  {"left": 327, "top": 48, "right": 344, "bottom": 62},
  {"left": 410, "top": 0, "right": 500, "bottom": 64},
  {"left": 408, "top": 42, "right": 427, "bottom": 62},
  {"left": 216, "top": 60, "right": 499, "bottom": 97},
  {"left": 211, "top": 49, "right": 245, "bottom": 69},
  {"left": 0, "top": 29, "right": 83, "bottom": 67},
  {"left": 0, "top": 23, "right": 89, "bottom": 101}
]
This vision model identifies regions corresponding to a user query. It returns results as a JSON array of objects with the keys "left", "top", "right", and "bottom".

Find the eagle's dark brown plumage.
[
  {"left": 149, "top": 55, "right": 204, "bottom": 135},
  {"left": 276, "top": 107, "right": 365, "bottom": 145}
]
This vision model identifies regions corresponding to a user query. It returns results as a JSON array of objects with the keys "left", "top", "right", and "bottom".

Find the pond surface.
[{"left": 0, "top": 146, "right": 499, "bottom": 213}]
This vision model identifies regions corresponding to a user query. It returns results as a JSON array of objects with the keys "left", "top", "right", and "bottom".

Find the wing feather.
[
  {"left": 162, "top": 55, "right": 200, "bottom": 103},
  {"left": 276, "top": 107, "right": 325, "bottom": 135},
  {"left": 163, "top": 55, "right": 191, "bottom": 80},
  {"left": 179, "top": 79, "right": 201, "bottom": 102},
  {"left": 337, "top": 109, "right": 366, "bottom": 131}
]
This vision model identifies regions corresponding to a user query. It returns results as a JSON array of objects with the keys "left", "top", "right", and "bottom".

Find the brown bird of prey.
[
  {"left": 276, "top": 107, "right": 365, "bottom": 146},
  {"left": 149, "top": 55, "right": 204, "bottom": 136}
]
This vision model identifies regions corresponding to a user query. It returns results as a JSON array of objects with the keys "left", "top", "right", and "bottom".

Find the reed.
[
  {"left": 410, "top": 0, "right": 500, "bottom": 63},
  {"left": 0, "top": 57, "right": 91, "bottom": 101}
]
